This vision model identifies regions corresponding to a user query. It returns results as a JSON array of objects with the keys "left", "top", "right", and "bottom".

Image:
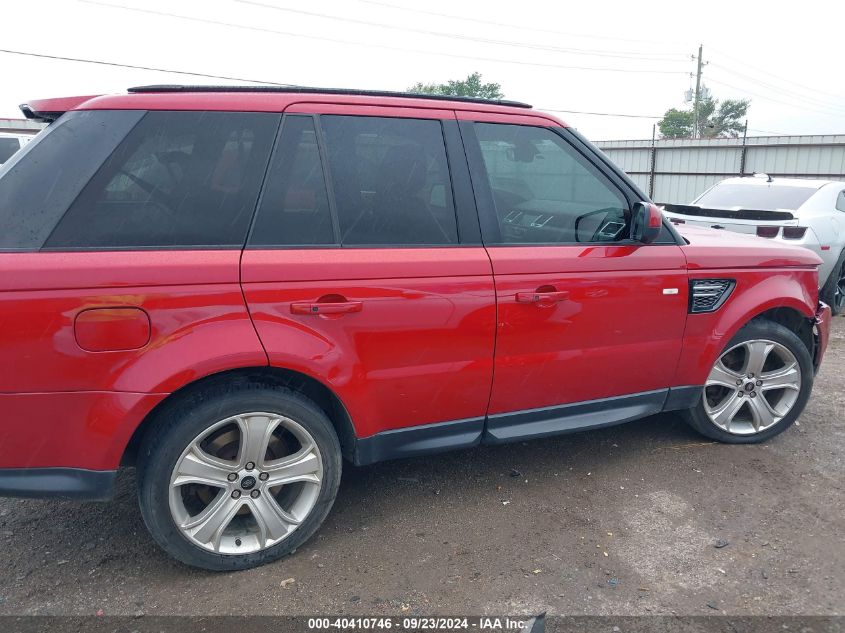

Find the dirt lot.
[{"left": 1, "top": 318, "right": 843, "bottom": 617}]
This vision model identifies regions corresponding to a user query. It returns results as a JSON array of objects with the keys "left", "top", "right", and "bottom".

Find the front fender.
[{"left": 674, "top": 268, "right": 817, "bottom": 386}]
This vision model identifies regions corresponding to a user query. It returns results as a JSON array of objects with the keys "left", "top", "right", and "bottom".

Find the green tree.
[
  {"left": 658, "top": 108, "right": 694, "bottom": 138},
  {"left": 704, "top": 98, "right": 750, "bottom": 138},
  {"left": 407, "top": 72, "right": 504, "bottom": 99},
  {"left": 658, "top": 89, "right": 750, "bottom": 139}
]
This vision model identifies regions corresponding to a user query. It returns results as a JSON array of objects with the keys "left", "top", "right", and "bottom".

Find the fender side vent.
[{"left": 690, "top": 279, "right": 735, "bottom": 313}]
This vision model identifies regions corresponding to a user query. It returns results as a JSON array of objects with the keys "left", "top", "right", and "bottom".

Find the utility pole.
[{"left": 692, "top": 44, "right": 706, "bottom": 139}]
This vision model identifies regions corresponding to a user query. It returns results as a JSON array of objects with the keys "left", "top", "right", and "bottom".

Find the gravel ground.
[{"left": 1, "top": 317, "right": 843, "bottom": 617}]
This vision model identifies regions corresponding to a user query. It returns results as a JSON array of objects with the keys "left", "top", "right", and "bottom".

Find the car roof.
[
  {"left": 716, "top": 176, "right": 836, "bottom": 189},
  {"left": 21, "top": 85, "right": 565, "bottom": 126}
]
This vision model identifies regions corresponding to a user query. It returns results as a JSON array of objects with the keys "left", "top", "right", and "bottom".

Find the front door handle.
[
  {"left": 291, "top": 301, "right": 363, "bottom": 315},
  {"left": 515, "top": 290, "right": 570, "bottom": 304}
]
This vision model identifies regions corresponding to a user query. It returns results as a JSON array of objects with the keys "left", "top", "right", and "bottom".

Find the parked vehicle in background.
[
  {"left": 0, "top": 87, "right": 831, "bottom": 571},
  {"left": 0, "top": 133, "right": 30, "bottom": 165},
  {"left": 662, "top": 176, "right": 845, "bottom": 315}
]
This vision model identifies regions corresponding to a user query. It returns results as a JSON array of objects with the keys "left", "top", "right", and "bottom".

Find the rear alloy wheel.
[
  {"left": 169, "top": 413, "right": 323, "bottom": 555},
  {"left": 138, "top": 383, "right": 341, "bottom": 571},
  {"left": 683, "top": 320, "right": 813, "bottom": 443}
]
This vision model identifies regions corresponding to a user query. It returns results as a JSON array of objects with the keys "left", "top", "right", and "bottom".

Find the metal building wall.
[{"left": 595, "top": 134, "right": 845, "bottom": 204}]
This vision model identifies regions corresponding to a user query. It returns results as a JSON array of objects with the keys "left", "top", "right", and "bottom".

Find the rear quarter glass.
[{"left": 0, "top": 110, "right": 145, "bottom": 251}]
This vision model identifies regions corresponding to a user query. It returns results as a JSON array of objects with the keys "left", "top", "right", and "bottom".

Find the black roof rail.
[{"left": 126, "top": 85, "right": 533, "bottom": 109}]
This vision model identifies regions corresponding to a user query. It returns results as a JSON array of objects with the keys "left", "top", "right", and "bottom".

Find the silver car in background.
[
  {"left": 661, "top": 175, "right": 845, "bottom": 315},
  {"left": 0, "top": 133, "right": 30, "bottom": 166}
]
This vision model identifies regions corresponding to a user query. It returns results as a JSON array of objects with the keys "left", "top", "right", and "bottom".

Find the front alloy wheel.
[
  {"left": 683, "top": 319, "right": 814, "bottom": 444},
  {"left": 703, "top": 340, "right": 801, "bottom": 435}
]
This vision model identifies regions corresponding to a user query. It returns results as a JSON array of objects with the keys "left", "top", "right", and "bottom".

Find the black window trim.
[{"left": 247, "top": 112, "right": 479, "bottom": 250}]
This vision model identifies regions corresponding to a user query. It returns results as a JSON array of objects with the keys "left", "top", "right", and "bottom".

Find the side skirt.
[
  {"left": 0, "top": 468, "right": 117, "bottom": 501},
  {"left": 353, "top": 387, "right": 704, "bottom": 466},
  {"left": 484, "top": 389, "right": 667, "bottom": 445}
]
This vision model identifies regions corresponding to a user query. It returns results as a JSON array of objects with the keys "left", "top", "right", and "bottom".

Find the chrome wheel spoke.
[
  {"left": 172, "top": 444, "right": 235, "bottom": 488},
  {"left": 748, "top": 396, "right": 777, "bottom": 432},
  {"left": 264, "top": 443, "right": 321, "bottom": 487},
  {"left": 760, "top": 364, "right": 800, "bottom": 391},
  {"left": 250, "top": 494, "right": 299, "bottom": 549},
  {"left": 742, "top": 340, "right": 774, "bottom": 376},
  {"left": 707, "top": 360, "right": 743, "bottom": 389},
  {"left": 183, "top": 492, "right": 242, "bottom": 551},
  {"left": 236, "top": 414, "right": 278, "bottom": 469},
  {"left": 710, "top": 395, "right": 745, "bottom": 431}
]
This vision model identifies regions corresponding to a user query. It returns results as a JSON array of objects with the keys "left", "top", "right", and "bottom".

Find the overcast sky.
[{"left": 3, "top": 0, "right": 844, "bottom": 140}]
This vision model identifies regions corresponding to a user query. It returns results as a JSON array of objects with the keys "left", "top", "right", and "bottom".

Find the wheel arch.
[{"left": 121, "top": 366, "right": 358, "bottom": 467}]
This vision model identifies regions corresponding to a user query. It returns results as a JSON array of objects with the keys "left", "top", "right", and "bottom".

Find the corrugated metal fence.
[{"left": 595, "top": 134, "right": 845, "bottom": 204}]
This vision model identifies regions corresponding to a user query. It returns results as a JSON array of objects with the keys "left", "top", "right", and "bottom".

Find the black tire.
[
  {"left": 820, "top": 248, "right": 845, "bottom": 316},
  {"left": 682, "top": 319, "right": 814, "bottom": 444},
  {"left": 137, "top": 380, "right": 342, "bottom": 571}
]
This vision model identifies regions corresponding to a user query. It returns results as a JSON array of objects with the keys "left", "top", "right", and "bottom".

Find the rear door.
[
  {"left": 458, "top": 114, "right": 689, "bottom": 441},
  {"left": 240, "top": 105, "right": 496, "bottom": 454}
]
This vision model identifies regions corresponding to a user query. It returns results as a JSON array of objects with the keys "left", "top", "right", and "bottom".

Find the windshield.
[{"left": 694, "top": 183, "right": 817, "bottom": 211}]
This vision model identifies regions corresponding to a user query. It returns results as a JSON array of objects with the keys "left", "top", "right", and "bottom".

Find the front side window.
[
  {"left": 45, "top": 111, "right": 279, "bottom": 249},
  {"left": 320, "top": 115, "right": 458, "bottom": 246},
  {"left": 474, "top": 123, "right": 628, "bottom": 244}
]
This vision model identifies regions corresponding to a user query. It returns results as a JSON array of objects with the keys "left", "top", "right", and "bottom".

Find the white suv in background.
[
  {"left": 662, "top": 176, "right": 845, "bottom": 315},
  {"left": 0, "top": 133, "right": 30, "bottom": 166}
]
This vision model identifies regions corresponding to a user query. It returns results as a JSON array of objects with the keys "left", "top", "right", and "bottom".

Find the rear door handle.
[
  {"left": 515, "top": 290, "right": 570, "bottom": 304},
  {"left": 291, "top": 301, "right": 363, "bottom": 315}
]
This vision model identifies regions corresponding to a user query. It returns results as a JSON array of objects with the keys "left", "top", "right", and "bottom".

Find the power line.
[
  {"left": 236, "top": 0, "right": 690, "bottom": 62},
  {"left": 707, "top": 77, "right": 845, "bottom": 119},
  {"left": 709, "top": 62, "right": 845, "bottom": 117},
  {"left": 0, "top": 48, "right": 290, "bottom": 85},
  {"left": 355, "top": 0, "right": 688, "bottom": 49},
  {"left": 748, "top": 128, "right": 788, "bottom": 136},
  {"left": 539, "top": 107, "right": 661, "bottom": 119},
  {"left": 710, "top": 47, "right": 845, "bottom": 101},
  {"left": 80, "top": 1, "right": 689, "bottom": 75},
  {"left": 1, "top": 47, "right": 669, "bottom": 122}
]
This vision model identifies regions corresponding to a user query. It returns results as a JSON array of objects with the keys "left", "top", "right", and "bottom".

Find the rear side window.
[
  {"left": 249, "top": 116, "right": 334, "bottom": 247},
  {"left": 836, "top": 190, "right": 845, "bottom": 212},
  {"left": 320, "top": 115, "right": 458, "bottom": 246},
  {"left": 45, "top": 111, "right": 279, "bottom": 249},
  {"left": 474, "top": 123, "right": 628, "bottom": 244},
  {"left": 0, "top": 111, "right": 144, "bottom": 250}
]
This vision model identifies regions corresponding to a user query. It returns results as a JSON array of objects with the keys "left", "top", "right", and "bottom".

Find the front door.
[{"left": 459, "top": 117, "right": 689, "bottom": 441}]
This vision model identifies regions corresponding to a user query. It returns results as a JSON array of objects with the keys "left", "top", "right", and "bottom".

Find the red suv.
[{"left": 0, "top": 86, "right": 831, "bottom": 570}]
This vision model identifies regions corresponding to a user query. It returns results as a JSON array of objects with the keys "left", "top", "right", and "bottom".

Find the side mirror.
[{"left": 630, "top": 202, "right": 663, "bottom": 244}]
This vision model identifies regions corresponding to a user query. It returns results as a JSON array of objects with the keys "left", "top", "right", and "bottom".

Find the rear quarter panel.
[{"left": 0, "top": 251, "right": 266, "bottom": 469}]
